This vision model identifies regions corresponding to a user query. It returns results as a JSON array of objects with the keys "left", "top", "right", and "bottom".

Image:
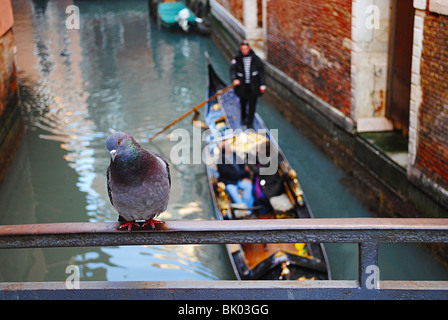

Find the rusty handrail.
[
  {"left": 0, "top": 218, "right": 447, "bottom": 249},
  {"left": 1, "top": 218, "right": 447, "bottom": 300}
]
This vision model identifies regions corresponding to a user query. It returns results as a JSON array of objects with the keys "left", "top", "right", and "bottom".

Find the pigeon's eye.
[{"left": 117, "top": 140, "right": 121, "bottom": 146}]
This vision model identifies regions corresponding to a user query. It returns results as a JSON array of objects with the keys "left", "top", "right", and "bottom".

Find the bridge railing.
[{"left": 0, "top": 218, "right": 447, "bottom": 299}]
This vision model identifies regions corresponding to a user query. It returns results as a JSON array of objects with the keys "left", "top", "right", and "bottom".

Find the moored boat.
[
  {"left": 202, "top": 55, "right": 331, "bottom": 281},
  {"left": 157, "top": 2, "right": 199, "bottom": 32}
]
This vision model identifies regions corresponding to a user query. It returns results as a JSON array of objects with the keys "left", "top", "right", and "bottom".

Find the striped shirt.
[{"left": 243, "top": 56, "right": 252, "bottom": 83}]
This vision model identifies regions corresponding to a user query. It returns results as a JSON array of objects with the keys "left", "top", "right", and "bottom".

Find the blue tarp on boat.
[{"left": 158, "top": 2, "right": 197, "bottom": 29}]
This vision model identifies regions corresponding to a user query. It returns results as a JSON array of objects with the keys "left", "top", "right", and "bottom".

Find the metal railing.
[{"left": 0, "top": 218, "right": 447, "bottom": 300}]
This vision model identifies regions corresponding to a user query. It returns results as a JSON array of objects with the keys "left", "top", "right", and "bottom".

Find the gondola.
[{"left": 203, "top": 55, "right": 331, "bottom": 281}]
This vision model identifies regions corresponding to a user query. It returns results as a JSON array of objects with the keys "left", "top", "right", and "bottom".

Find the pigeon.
[{"left": 106, "top": 132, "right": 171, "bottom": 231}]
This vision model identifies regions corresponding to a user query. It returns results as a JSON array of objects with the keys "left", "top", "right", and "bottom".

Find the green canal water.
[{"left": 0, "top": 0, "right": 447, "bottom": 283}]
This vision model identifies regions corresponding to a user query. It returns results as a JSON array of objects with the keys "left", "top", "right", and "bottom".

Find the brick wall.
[
  {"left": 0, "top": 30, "right": 17, "bottom": 117},
  {"left": 216, "top": 0, "right": 243, "bottom": 25},
  {"left": 415, "top": 11, "right": 448, "bottom": 189},
  {"left": 0, "top": 0, "right": 15, "bottom": 116},
  {"left": 0, "top": 28, "right": 23, "bottom": 186},
  {"left": 266, "top": 0, "right": 352, "bottom": 116},
  {"left": 0, "top": 0, "right": 23, "bottom": 185}
]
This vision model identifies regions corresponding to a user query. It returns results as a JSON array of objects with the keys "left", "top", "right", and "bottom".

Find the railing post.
[{"left": 359, "top": 242, "right": 379, "bottom": 290}]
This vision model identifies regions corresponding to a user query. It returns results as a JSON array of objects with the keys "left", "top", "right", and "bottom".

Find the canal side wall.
[
  {"left": 408, "top": 2, "right": 448, "bottom": 212},
  {"left": 0, "top": 0, "right": 24, "bottom": 186},
  {"left": 209, "top": 0, "right": 448, "bottom": 223}
]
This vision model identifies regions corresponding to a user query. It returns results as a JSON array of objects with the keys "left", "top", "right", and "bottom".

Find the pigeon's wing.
[
  {"left": 106, "top": 166, "right": 114, "bottom": 205},
  {"left": 165, "top": 160, "right": 171, "bottom": 188},
  {"left": 149, "top": 150, "right": 171, "bottom": 188}
]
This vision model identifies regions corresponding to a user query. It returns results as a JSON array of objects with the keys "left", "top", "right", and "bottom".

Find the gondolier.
[{"left": 230, "top": 40, "right": 266, "bottom": 128}]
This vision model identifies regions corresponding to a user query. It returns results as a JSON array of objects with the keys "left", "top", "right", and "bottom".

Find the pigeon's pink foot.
[
  {"left": 142, "top": 218, "right": 164, "bottom": 229},
  {"left": 118, "top": 221, "right": 140, "bottom": 231}
]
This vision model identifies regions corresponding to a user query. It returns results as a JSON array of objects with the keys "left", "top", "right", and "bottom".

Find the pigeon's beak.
[{"left": 110, "top": 149, "right": 117, "bottom": 162}]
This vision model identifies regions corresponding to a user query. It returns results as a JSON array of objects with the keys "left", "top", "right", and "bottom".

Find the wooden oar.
[{"left": 148, "top": 83, "right": 236, "bottom": 141}]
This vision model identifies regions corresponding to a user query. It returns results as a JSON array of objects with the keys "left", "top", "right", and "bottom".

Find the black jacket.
[
  {"left": 230, "top": 50, "right": 265, "bottom": 98},
  {"left": 248, "top": 160, "right": 283, "bottom": 199},
  {"left": 217, "top": 152, "right": 250, "bottom": 185}
]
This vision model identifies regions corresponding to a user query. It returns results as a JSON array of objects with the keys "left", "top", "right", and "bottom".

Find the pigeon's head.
[{"left": 106, "top": 132, "right": 139, "bottom": 163}]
